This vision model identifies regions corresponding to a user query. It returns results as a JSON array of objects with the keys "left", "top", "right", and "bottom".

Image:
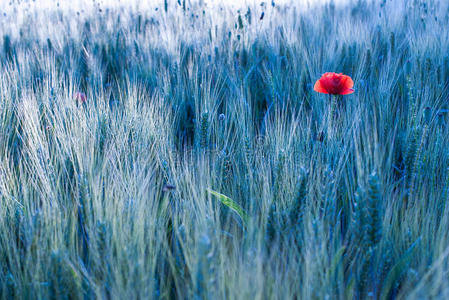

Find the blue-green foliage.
[{"left": 0, "top": 0, "right": 448, "bottom": 299}]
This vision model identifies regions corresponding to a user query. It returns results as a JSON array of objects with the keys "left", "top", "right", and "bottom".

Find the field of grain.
[{"left": 1, "top": 0, "right": 449, "bottom": 299}]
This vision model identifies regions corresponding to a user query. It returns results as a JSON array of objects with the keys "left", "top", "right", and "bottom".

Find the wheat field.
[{"left": 0, "top": 0, "right": 449, "bottom": 299}]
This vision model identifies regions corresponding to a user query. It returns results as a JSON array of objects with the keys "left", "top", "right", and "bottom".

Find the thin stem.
[{"left": 327, "top": 94, "right": 337, "bottom": 141}]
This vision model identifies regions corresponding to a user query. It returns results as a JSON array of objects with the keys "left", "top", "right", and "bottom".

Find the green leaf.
[{"left": 207, "top": 188, "right": 248, "bottom": 225}]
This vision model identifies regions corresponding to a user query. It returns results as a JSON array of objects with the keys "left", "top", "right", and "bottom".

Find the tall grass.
[{"left": 0, "top": 0, "right": 449, "bottom": 298}]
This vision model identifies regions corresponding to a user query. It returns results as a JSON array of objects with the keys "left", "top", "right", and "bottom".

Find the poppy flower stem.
[{"left": 327, "top": 94, "right": 337, "bottom": 141}]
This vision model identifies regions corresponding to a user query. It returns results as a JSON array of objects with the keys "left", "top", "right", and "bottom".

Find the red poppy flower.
[
  {"left": 313, "top": 72, "right": 354, "bottom": 95},
  {"left": 74, "top": 92, "right": 87, "bottom": 103}
]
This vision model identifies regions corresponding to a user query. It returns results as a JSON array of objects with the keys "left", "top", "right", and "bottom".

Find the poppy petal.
[
  {"left": 341, "top": 75, "right": 354, "bottom": 89},
  {"left": 314, "top": 80, "right": 329, "bottom": 94},
  {"left": 340, "top": 88, "right": 354, "bottom": 95}
]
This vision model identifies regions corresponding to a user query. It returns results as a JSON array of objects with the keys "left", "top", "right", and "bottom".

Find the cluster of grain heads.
[
  {"left": 351, "top": 172, "right": 383, "bottom": 298},
  {"left": 403, "top": 124, "right": 418, "bottom": 191},
  {"left": 273, "top": 149, "right": 286, "bottom": 198},
  {"left": 288, "top": 167, "right": 308, "bottom": 228},
  {"left": 98, "top": 31, "right": 130, "bottom": 86},
  {"left": 194, "top": 232, "right": 213, "bottom": 298},
  {"left": 287, "top": 167, "right": 308, "bottom": 243},
  {"left": 1, "top": 202, "right": 33, "bottom": 297},
  {"left": 49, "top": 251, "right": 83, "bottom": 299},
  {"left": 176, "top": 100, "right": 195, "bottom": 148},
  {"left": 266, "top": 166, "right": 308, "bottom": 248},
  {"left": 77, "top": 173, "right": 91, "bottom": 267},
  {"left": 194, "top": 224, "right": 217, "bottom": 300},
  {"left": 214, "top": 148, "right": 232, "bottom": 188},
  {"left": 404, "top": 107, "right": 432, "bottom": 203},
  {"left": 95, "top": 113, "right": 110, "bottom": 167},
  {"left": 90, "top": 220, "right": 111, "bottom": 294},
  {"left": 380, "top": 238, "right": 420, "bottom": 300},
  {"left": 444, "top": 56, "right": 449, "bottom": 84},
  {"left": 198, "top": 111, "right": 209, "bottom": 150},
  {"left": 161, "top": 184, "right": 186, "bottom": 299},
  {"left": 366, "top": 173, "right": 383, "bottom": 250},
  {"left": 389, "top": 32, "right": 395, "bottom": 55}
]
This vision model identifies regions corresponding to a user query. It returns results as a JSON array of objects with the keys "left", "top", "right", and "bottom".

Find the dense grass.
[{"left": 1, "top": 0, "right": 449, "bottom": 298}]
